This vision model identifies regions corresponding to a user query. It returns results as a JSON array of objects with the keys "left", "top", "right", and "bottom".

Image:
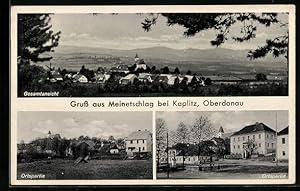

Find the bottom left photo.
[{"left": 16, "top": 111, "right": 153, "bottom": 180}]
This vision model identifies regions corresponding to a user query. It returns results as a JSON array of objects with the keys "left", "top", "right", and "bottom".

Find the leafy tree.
[
  {"left": 161, "top": 66, "right": 170, "bottom": 74},
  {"left": 156, "top": 118, "right": 167, "bottom": 166},
  {"left": 172, "top": 122, "right": 190, "bottom": 166},
  {"left": 190, "top": 75, "right": 198, "bottom": 86},
  {"left": 204, "top": 78, "right": 212, "bottom": 85},
  {"left": 256, "top": 73, "right": 267, "bottom": 81},
  {"left": 18, "top": 14, "right": 61, "bottom": 63},
  {"left": 142, "top": 13, "right": 288, "bottom": 60},
  {"left": 186, "top": 70, "right": 192, "bottom": 75},
  {"left": 174, "top": 67, "right": 180, "bottom": 74},
  {"left": 190, "top": 116, "right": 216, "bottom": 161},
  {"left": 244, "top": 139, "right": 258, "bottom": 158}
]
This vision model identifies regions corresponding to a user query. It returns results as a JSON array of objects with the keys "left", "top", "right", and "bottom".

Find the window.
[
  {"left": 282, "top": 138, "right": 286, "bottom": 144},
  {"left": 259, "top": 134, "right": 261, "bottom": 139},
  {"left": 234, "top": 138, "right": 235, "bottom": 142},
  {"left": 143, "top": 140, "right": 145, "bottom": 143},
  {"left": 143, "top": 147, "right": 145, "bottom": 151},
  {"left": 253, "top": 135, "right": 255, "bottom": 140},
  {"left": 233, "top": 145, "right": 235, "bottom": 149},
  {"left": 271, "top": 135, "right": 273, "bottom": 139},
  {"left": 267, "top": 143, "right": 269, "bottom": 147},
  {"left": 130, "top": 140, "right": 133, "bottom": 144},
  {"left": 282, "top": 151, "right": 286, "bottom": 156},
  {"left": 242, "top": 137, "right": 245, "bottom": 141},
  {"left": 248, "top": 136, "right": 250, "bottom": 140},
  {"left": 238, "top": 145, "right": 240, "bottom": 149},
  {"left": 259, "top": 143, "right": 261, "bottom": 147},
  {"left": 238, "top": 137, "right": 240, "bottom": 141},
  {"left": 271, "top": 143, "right": 274, "bottom": 148},
  {"left": 267, "top": 134, "right": 269, "bottom": 138},
  {"left": 137, "top": 140, "right": 139, "bottom": 143}
]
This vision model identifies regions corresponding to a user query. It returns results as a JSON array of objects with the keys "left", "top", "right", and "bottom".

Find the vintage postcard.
[{"left": 10, "top": 5, "right": 295, "bottom": 186}]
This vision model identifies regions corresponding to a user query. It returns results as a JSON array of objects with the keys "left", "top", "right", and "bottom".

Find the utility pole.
[
  {"left": 275, "top": 112, "right": 278, "bottom": 167},
  {"left": 166, "top": 131, "right": 169, "bottom": 178}
]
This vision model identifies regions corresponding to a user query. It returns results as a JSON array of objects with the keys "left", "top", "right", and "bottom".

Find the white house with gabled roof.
[{"left": 125, "top": 129, "right": 152, "bottom": 156}]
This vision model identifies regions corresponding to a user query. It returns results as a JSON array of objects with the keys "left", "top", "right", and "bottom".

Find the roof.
[
  {"left": 121, "top": 74, "right": 137, "bottom": 80},
  {"left": 75, "top": 140, "right": 95, "bottom": 149},
  {"left": 232, "top": 122, "right": 275, "bottom": 136},
  {"left": 138, "top": 73, "right": 152, "bottom": 79},
  {"left": 278, "top": 126, "right": 288, "bottom": 136},
  {"left": 125, "top": 130, "right": 152, "bottom": 140},
  {"left": 74, "top": 74, "right": 87, "bottom": 80}
]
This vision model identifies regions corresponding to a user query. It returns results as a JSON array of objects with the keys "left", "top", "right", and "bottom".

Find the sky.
[
  {"left": 50, "top": 13, "right": 288, "bottom": 50},
  {"left": 157, "top": 111, "right": 288, "bottom": 134},
  {"left": 18, "top": 111, "right": 152, "bottom": 143}
]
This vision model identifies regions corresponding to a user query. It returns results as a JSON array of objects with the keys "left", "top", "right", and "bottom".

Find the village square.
[{"left": 156, "top": 111, "right": 289, "bottom": 179}]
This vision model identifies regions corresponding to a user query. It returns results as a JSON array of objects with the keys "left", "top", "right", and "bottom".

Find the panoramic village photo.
[
  {"left": 18, "top": 12, "right": 289, "bottom": 97},
  {"left": 17, "top": 111, "right": 153, "bottom": 179},
  {"left": 156, "top": 111, "right": 289, "bottom": 179}
]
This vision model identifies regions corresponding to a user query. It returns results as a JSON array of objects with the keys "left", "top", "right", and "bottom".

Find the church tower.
[
  {"left": 47, "top": 130, "right": 51, "bottom": 138},
  {"left": 134, "top": 53, "right": 140, "bottom": 62},
  {"left": 217, "top": 126, "right": 224, "bottom": 138}
]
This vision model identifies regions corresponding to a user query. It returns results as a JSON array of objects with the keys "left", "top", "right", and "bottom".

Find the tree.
[
  {"left": 256, "top": 73, "right": 267, "bottom": 81},
  {"left": 186, "top": 70, "right": 192, "bottom": 75},
  {"left": 174, "top": 67, "right": 180, "bottom": 74},
  {"left": 173, "top": 122, "right": 190, "bottom": 166},
  {"left": 142, "top": 13, "right": 288, "bottom": 60},
  {"left": 156, "top": 118, "right": 167, "bottom": 166},
  {"left": 18, "top": 14, "right": 61, "bottom": 63},
  {"left": 244, "top": 139, "right": 258, "bottom": 158},
  {"left": 204, "top": 78, "right": 212, "bottom": 85},
  {"left": 190, "top": 116, "right": 216, "bottom": 162},
  {"left": 162, "top": 66, "right": 170, "bottom": 74}
]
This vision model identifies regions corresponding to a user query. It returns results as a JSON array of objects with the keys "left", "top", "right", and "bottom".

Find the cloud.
[{"left": 31, "top": 118, "right": 130, "bottom": 140}]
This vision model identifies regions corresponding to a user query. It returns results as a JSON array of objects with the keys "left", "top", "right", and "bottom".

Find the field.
[
  {"left": 157, "top": 159, "right": 288, "bottom": 179},
  {"left": 17, "top": 159, "right": 152, "bottom": 179}
]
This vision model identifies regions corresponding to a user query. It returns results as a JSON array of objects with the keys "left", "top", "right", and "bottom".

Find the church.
[{"left": 134, "top": 54, "right": 147, "bottom": 71}]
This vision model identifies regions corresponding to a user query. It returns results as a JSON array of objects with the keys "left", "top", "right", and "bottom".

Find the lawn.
[
  {"left": 17, "top": 159, "right": 152, "bottom": 179},
  {"left": 157, "top": 159, "right": 288, "bottom": 179}
]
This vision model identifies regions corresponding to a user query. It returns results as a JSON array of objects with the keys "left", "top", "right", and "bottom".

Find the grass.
[{"left": 17, "top": 159, "right": 152, "bottom": 179}]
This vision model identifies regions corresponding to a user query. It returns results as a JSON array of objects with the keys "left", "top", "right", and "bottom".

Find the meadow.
[{"left": 17, "top": 159, "right": 152, "bottom": 179}]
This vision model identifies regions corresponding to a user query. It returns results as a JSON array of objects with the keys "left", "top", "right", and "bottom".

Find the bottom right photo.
[{"left": 156, "top": 110, "right": 289, "bottom": 179}]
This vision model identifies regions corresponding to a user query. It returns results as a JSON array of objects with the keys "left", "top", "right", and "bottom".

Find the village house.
[
  {"left": 109, "top": 145, "right": 119, "bottom": 154},
  {"left": 137, "top": 73, "right": 153, "bottom": 83},
  {"left": 50, "top": 70, "right": 63, "bottom": 83},
  {"left": 230, "top": 122, "right": 277, "bottom": 158},
  {"left": 162, "top": 143, "right": 219, "bottom": 166},
  {"left": 119, "top": 74, "right": 137, "bottom": 85},
  {"left": 277, "top": 126, "right": 288, "bottom": 161},
  {"left": 125, "top": 129, "right": 152, "bottom": 156},
  {"left": 110, "top": 64, "right": 130, "bottom": 74},
  {"left": 73, "top": 73, "right": 88, "bottom": 83},
  {"left": 94, "top": 72, "right": 111, "bottom": 83}
]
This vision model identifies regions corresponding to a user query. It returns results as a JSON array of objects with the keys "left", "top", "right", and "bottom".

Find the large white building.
[
  {"left": 125, "top": 129, "right": 152, "bottom": 156},
  {"left": 230, "top": 122, "right": 276, "bottom": 158},
  {"left": 277, "top": 126, "right": 288, "bottom": 161}
]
